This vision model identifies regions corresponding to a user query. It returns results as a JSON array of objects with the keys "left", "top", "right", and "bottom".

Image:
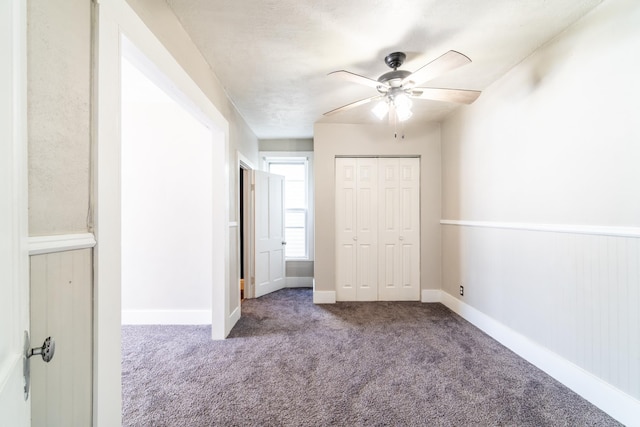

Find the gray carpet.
[{"left": 122, "top": 288, "right": 620, "bottom": 426}]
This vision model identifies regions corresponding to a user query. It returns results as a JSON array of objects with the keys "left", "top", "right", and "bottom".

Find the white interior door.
[
  {"left": 354, "top": 159, "right": 379, "bottom": 301},
  {"left": 0, "top": 0, "right": 30, "bottom": 424},
  {"left": 335, "top": 158, "right": 378, "bottom": 301},
  {"left": 335, "top": 158, "right": 358, "bottom": 301},
  {"left": 253, "top": 170, "right": 286, "bottom": 297},
  {"left": 378, "top": 158, "right": 420, "bottom": 301}
]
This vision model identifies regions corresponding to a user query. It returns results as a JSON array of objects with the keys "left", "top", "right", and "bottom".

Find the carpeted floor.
[{"left": 122, "top": 288, "right": 620, "bottom": 426}]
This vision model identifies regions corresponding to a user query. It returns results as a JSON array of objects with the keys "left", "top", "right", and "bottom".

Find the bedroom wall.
[
  {"left": 313, "top": 122, "right": 441, "bottom": 301},
  {"left": 28, "top": 0, "right": 91, "bottom": 236},
  {"left": 440, "top": 0, "right": 640, "bottom": 415}
]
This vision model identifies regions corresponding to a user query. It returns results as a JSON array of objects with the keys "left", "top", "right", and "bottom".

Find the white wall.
[
  {"left": 440, "top": 0, "right": 640, "bottom": 420},
  {"left": 314, "top": 122, "right": 441, "bottom": 300},
  {"left": 27, "top": 0, "right": 91, "bottom": 235},
  {"left": 120, "top": 57, "right": 214, "bottom": 324}
]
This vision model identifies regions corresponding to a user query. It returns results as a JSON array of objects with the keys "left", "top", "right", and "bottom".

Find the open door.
[
  {"left": 0, "top": 0, "right": 30, "bottom": 423},
  {"left": 253, "top": 170, "right": 286, "bottom": 297}
]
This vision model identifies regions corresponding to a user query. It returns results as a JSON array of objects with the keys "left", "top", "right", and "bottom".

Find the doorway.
[
  {"left": 96, "top": 2, "right": 231, "bottom": 423},
  {"left": 239, "top": 161, "right": 254, "bottom": 299},
  {"left": 120, "top": 43, "right": 214, "bottom": 325}
]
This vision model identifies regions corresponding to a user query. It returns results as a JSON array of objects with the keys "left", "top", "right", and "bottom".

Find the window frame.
[{"left": 260, "top": 151, "right": 314, "bottom": 261}]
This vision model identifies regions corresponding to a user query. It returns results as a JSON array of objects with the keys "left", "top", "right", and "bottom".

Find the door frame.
[
  {"left": 237, "top": 151, "right": 255, "bottom": 299},
  {"left": 95, "top": 1, "right": 230, "bottom": 425},
  {"left": 334, "top": 156, "right": 421, "bottom": 302},
  {"left": 0, "top": 0, "right": 29, "bottom": 423}
]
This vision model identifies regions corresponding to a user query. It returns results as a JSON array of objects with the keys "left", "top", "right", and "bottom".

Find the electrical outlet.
[{"left": 459, "top": 285, "right": 464, "bottom": 296}]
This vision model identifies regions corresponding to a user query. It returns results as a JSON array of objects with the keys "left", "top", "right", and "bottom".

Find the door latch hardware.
[
  {"left": 27, "top": 336, "right": 56, "bottom": 362},
  {"left": 23, "top": 331, "right": 56, "bottom": 400}
]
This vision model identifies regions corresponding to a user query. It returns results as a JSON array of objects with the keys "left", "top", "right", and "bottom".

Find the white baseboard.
[
  {"left": 226, "top": 305, "right": 241, "bottom": 337},
  {"left": 122, "top": 309, "right": 211, "bottom": 325},
  {"left": 286, "top": 276, "right": 313, "bottom": 288},
  {"left": 439, "top": 291, "right": 639, "bottom": 427},
  {"left": 313, "top": 290, "right": 336, "bottom": 304},
  {"left": 421, "top": 289, "right": 442, "bottom": 303},
  {"left": 229, "top": 306, "right": 240, "bottom": 325}
]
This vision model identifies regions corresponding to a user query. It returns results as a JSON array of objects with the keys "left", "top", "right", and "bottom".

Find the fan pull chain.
[{"left": 393, "top": 118, "right": 405, "bottom": 140}]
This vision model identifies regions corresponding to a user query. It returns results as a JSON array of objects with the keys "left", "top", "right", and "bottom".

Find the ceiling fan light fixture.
[
  {"left": 396, "top": 104, "right": 413, "bottom": 122},
  {"left": 372, "top": 100, "right": 389, "bottom": 120},
  {"left": 393, "top": 92, "right": 412, "bottom": 110},
  {"left": 391, "top": 91, "right": 412, "bottom": 122},
  {"left": 326, "top": 50, "right": 480, "bottom": 127}
]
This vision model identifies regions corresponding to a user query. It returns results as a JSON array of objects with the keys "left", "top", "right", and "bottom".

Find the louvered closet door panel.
[
  {"left": 335, "top": 158, "right": 358, "bottom": 301},
  {"left": 355, "top": 158, "right": 378, "bottom": 301},
  {"left": 378, "top": 158, "right": 420, "bottom": 301}
]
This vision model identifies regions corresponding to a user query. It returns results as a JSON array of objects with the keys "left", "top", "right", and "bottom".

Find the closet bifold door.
[
  {"left": 377, "top": 158, "right": 420, "bottom": 301},
  {"left": 335, "top": 158, "right": 378, "bottom": 301}
]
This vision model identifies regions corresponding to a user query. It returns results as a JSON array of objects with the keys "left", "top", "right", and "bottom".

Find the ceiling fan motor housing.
[
  {"left": 384, "top": 52, "right": 406, "bottom": 69},
  {"left": 378, "top": 69, "right": 412, "bottom": 90}
]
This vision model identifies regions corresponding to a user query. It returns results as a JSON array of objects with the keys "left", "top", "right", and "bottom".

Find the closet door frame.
[{"left": 335, "top": 156, "right": 420, "bottom": 302}]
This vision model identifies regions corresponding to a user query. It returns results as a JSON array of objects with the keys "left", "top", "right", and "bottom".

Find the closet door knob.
[
  {"left": 353, "top": 236, "right": 358, "bottom": 241},
  {"left": 399, "top": 236, "right": 404, "bottom": 241}
]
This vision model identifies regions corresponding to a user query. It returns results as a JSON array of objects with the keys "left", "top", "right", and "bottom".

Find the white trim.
[
  {"left": 421, "top": 289, "right": 442, "bottom": 303},
  {"left": 28, "top": 233, "right": 96, "bottom": 255},
  {"left": 229, "top": 221, "right": 238, "bottom": 227},
  {"left": 0, "top": 0, "right": 29, "bottom": 422},
  {"left": 286, "top": 276, "right": 313, "bottom": 288},
  {"left": 121, "top": 309, "right": 212, "bottom": 325},
  {"left": 313, "top": 290, "right": 336, "bottom": 304},
  {"left": 441, "top": 219, "right": 640, "bottom": 238},
  {"left": 440, "top": 291, "right": 640, "bottom": 426},
  {"left": 228, "top": 305, "right": 240, "bottom": 332},
  {"left": 237, "top": 151, "right": 255, "bottom": 171}
]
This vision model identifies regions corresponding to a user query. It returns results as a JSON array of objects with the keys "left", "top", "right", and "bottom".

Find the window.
[{"left": 263, "top": 154, "right": 313, "bottom": 260}]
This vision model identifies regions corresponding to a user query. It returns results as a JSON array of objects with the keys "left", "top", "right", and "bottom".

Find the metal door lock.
[{"left": 23, "top": 331, "right": 56, "bottom": 400}]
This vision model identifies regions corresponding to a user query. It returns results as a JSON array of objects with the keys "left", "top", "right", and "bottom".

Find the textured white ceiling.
[{"left": 165, "top": 0, "right": 602, "bottom": 139}]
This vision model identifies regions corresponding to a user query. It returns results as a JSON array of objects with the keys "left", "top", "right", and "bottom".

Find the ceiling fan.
[{"left": 324, "top": 50, "right": 481, "bottom": 123}]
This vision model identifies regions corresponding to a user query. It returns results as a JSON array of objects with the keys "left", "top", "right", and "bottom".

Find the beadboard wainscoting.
[
  {"left": 29, "top": 238, "right": 95, "bottom": 427},
  {"left": 441, "top": 220, "right": 640, "bottom": 426}
]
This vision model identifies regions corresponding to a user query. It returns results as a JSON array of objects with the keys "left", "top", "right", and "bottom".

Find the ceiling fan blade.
[
  {"left": 402, "top": 50, "right": 472, "bottom": 87},
  {"left": 323, "top": 95, "right": 383, "bottom": 116},
  {"left": 411, "top": 87, "right": 481, "bottom": 104},
  {"left": 328, "top": 70, "right": 387, "bottom": 89}
]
